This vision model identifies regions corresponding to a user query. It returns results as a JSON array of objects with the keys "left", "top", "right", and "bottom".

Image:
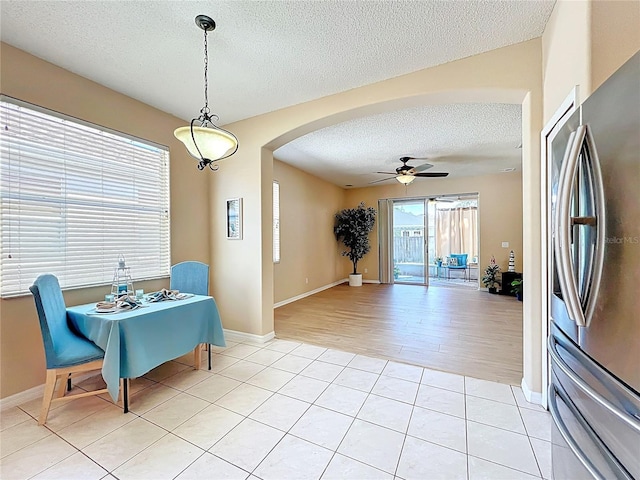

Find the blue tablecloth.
[{"left": 67, "top": 295, "right": 226, "bottom": 401}]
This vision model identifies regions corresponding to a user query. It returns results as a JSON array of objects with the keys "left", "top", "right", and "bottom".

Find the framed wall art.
[{"left": 226, "top": 198, "right": 242, "bottom": 240}]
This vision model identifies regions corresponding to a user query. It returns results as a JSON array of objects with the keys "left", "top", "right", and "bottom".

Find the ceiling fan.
[{"left": 370, "top": 156, "right": 449, "bottom": 185}]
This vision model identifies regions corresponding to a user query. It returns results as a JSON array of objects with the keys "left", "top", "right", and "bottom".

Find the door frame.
[{"left": 539, "top": 86, "right": 579, "bottom": 409}]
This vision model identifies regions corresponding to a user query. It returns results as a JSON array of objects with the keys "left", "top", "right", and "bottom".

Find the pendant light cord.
[{"left": 202, "top": 29, "right": 210, "bottom": 116}]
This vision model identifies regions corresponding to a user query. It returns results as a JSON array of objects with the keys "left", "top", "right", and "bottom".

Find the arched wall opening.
[
  {"left": 260, "top": 88, "right": 532, "bottom": 383},
  {"left": 209, "top": 39, "right": 543, "bottom": 396}
]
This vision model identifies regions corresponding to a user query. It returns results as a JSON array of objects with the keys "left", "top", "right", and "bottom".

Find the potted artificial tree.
[
  {"left": 481, "top": 256, "right": 501, "bottom": 294},
  {"left": 334, "top": 202, "right": 376, "bottom": 286}
]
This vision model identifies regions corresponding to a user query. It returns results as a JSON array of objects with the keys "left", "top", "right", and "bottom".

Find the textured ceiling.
[
  {"left": 1, "top": 0, "right": 553, "bottom": 186},
  {"left": 274, "top": 103, "right": 523, "bottom": 186}
]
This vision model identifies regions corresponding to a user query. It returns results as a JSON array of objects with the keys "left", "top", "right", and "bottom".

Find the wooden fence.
[{"left": 393, "top": 236, "right": 424, "bottom": 263}]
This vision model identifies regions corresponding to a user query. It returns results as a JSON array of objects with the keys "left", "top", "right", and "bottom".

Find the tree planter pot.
[
  {"left": 516, "top": 292, "right": 523, "bottom": 301},
  {"left": 349, "top": 274, "right": 363, "bottom": 287},
  {"left": 488, "top": 287, "right": 498, "bottom": 294}
]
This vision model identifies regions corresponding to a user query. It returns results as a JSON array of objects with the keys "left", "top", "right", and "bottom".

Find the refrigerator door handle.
[
  {"left": 581, "top": 126, "right": 606, "bottom": 325},
  {"left": 548, "top": 383, "right": 633, "bottom": 480},
  {"left": 554, "top": 128, "right": 587, "bottom": 326},
  {"left": 554, "top": 125, "right": 605, "bottom": 327},
  {"left": 548, "top": 335, "right": 640, "bottom": 431}
]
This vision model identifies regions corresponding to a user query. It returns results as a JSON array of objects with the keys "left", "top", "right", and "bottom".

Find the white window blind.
[
  {"left": 0, "top": 97, "right": 170, "bottom": 297},
  {"left": 273, "top": 181, "right": 280, "bottom": 263}
]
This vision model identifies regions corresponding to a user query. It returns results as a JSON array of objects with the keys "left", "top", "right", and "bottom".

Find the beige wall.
[
  {"left": 272, "top": 167, "right": 524, "bottom": 301},
  {"left": 0, "top": 43, "right": 211, "bottom": 399},
  {"left": 590, "top": 0, "right": 640, "bottom": 92},
  {"left": 273, "top": 160, "right": 345, "bottom": 303},
  {"left": 542, "top": 0, "right": 592, "bottom": 122},
  {"left": 344, "top": 172, "right": 524, "bottom": 282},
  {"left": 542, "top": 0, "right": 640, "bottom": 124}
]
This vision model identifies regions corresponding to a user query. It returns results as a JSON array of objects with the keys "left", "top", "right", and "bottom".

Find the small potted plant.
[
  {"left": 393, "top": 265, "right": 400, "bottom": 280},
  {"left": 481, "top": 256, "right": 501, "bottom": 294},
  {"left": 435, "top": 256, "right": 443, "bottom": 267},
  {"left": 334, "top": 202, "right": 377, "bottom": 286},
  {"left": 511, "top": 279, "right": 523, "bottom": 301}
]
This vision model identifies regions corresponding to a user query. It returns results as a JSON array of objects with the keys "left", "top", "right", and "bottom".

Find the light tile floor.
[{"left": 0, "top": 338, "right": 552, "bottom": 480}]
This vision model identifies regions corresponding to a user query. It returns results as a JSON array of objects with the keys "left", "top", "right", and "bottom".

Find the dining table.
[{"left": 66, "top": 294, "right": 226, "bottom": 412}]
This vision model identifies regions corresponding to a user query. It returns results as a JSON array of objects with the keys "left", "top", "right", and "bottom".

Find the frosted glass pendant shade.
[
  {"left": 174, "top": 125, "right": 237, "bottom": 162},
  {"left": 396, "top": 174, "right": 415, "bottom": 185}
]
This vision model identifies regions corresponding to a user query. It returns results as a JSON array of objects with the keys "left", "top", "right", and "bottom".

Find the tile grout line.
[
  {"left": 324, "top": 375, "right": 383, "bottom": 478},
  {"left": 515, "top": 388, "right": 546, "bottom": 479},
  {"left": 247, "top": 357, "right": 343, "bottom": 479},
  {"left": 464, "top": 375, "right": 470, "bottom": 480}
]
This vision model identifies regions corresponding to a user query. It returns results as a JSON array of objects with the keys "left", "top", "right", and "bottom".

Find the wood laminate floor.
[{"left": 275, "top": 283, "right": 523, "bottom": 385}]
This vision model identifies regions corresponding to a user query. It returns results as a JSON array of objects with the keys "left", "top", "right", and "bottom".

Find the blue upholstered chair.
[
  {"left": 30, "top": 274, "right": 109, "bottom": 425},
  {"left": 447, "top": 254, "right": 469, "bottom": 281},
  {"left": 170, "top": 261, "right": 210, "bottom": 296},
  {"left": 170, "top": 261, "right": 211, "bottom": 366}
]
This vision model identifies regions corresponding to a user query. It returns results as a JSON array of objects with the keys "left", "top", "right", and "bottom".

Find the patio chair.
[
  {"left": 447, "top": 254, "right": 469, "bottom": 281},
  {"left": 30, "top": 274, "right": 109, "bottom": 425},
  {"left": 170, "top": 261, "right": 212, "bottom": 367}
]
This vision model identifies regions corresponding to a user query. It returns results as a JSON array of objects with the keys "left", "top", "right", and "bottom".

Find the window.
[
  {"left": 0, "top": 97, "right": 170, "bottom": 297},
  {"left": 273, "top": 181, "right": 280, "bottom": 263}
]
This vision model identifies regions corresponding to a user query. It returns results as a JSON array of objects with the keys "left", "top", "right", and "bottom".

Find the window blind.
[
  {"left": 273, "top": 180, "right": 280, "bottom": 263},
  {"left": 0, "top": 97, "right": 170, "bottom": 297}
]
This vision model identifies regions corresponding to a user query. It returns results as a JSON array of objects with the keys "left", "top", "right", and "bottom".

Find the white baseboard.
[
  {"left": 1, "top": 331, "right": 276, "bottom": 410},
  {"left": 0, "top": 383, "right": 44, "bottom": 411},
  {"left": 1, "top": 331, "right": 277, "bottom": 410},
  {"left": 362, "top": 279, "right": 381, "bottom": 284},
  {"left": 521, "top": 377, "right": 544, "bottom": 406},
  {"left": 274, "top": 279, "right": 347, "bottom": 308},
  {"left": 223, "top": 329, "right": 275, "bottom": 344},
  {"left": 0, "top": 371, "right": 98, "bottom": 412}
]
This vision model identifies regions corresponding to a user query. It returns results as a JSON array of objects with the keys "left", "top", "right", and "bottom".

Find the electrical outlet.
[
  {"left": 502, "top": 241, "right": 509, "bottom": 248},
  {"left": 305, "top": 278, "right": 308, "bottom": 284},
  {"left": 364, "top": 268, "right": 368, "bottom": 273}
]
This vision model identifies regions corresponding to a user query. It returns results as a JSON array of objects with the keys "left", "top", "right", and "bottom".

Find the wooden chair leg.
[
  {"left": 55, "top": 374, "right": 67, "bottom": 398},
  {"left": 193, "top": 344, "right": 202, "bottom": 370},
  {"left": 117, "top": 378, "right": 122, "bottom": 405},
  {"left": 39, "top": 370, "right": 58, "bottom": 426}
]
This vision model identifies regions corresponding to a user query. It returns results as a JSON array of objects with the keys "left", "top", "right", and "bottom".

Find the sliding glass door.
[
  {"left": 379, "top": 195, "right": 479, "bottom": 287},
  {"left": 392, "top": 199, "right": 428, "bottom": 285}
]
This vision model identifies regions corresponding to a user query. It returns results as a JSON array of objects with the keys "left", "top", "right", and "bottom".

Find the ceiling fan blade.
[
  {"left": 414, "top": 172, "right": 449, "bottom": 177},
  {"left": 412, "top": 162, "right": 434, "bottom": 173},
  {"left": 375, "top": 171, "right": 396, "bottom": 175},
  {"left": 368, "top": 177, "right": 394, "bottom": 184}
]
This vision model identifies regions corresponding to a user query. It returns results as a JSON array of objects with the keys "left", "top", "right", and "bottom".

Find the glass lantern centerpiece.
[{"left": 111, "top": 254, "right": 134, "bottom": 297}]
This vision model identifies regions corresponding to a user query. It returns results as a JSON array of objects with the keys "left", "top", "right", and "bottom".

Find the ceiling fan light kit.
[
  {"left": 396, "top": 174, "right": 416, "bottom": 184},
  {"left": 174, "top": 15, "right": 238, "bottom": 171},
  {"left": 372, "top": 156, "right": 449, "bottom": 185}
]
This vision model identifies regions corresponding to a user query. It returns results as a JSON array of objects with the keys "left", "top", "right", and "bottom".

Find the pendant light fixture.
[
  {"left": 395, "top": 174, "right": 416, "bottom": 185},
  {"left": 174, "top": 15, "right": 238, "bottom": 171}
]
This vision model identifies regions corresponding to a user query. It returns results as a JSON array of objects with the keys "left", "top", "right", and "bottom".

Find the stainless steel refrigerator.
[{"left": 548, "top": 51, "right": 640, "bottom": 479}]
